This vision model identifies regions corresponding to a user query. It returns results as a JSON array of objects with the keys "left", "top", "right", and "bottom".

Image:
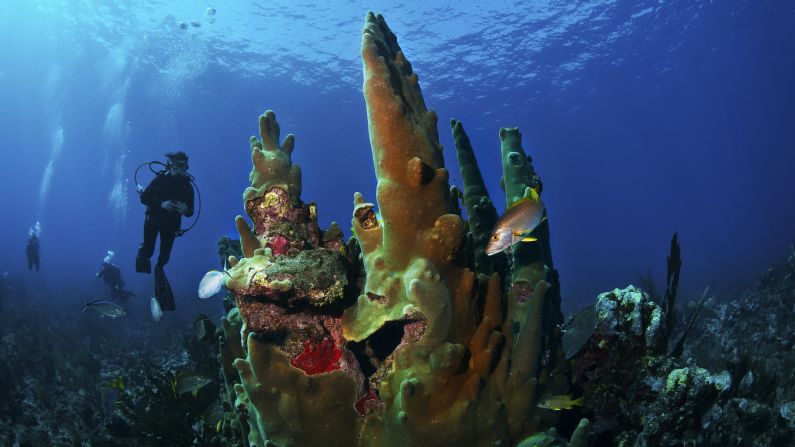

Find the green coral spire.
[
  {"left": 499, "top": 128, "right": 548, "bottom": 318},
  {"left": 450, "top": 118, "right": 505, "bottom": 276},
  {"left": 245, "top": 110, "right": 302, "bottom": 205},
  {"left": 498, "top": 126, "right": 566, "bottom": 408}
]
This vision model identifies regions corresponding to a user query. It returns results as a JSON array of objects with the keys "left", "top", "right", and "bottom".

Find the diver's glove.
[
  {"left": 136, "top": 184, "right": 144, "bottom": 195},
  {"left": 174, "top": 201, "right": 189, "bottom": 216}
]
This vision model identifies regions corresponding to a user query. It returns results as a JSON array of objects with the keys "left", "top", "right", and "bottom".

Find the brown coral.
[{"left": 222, "top": 12, "right": 581, "bottom": 447}]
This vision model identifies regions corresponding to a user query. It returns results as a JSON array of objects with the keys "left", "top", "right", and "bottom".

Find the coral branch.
[
  {"left": 343, "top": 11, "right": 465, "bottom": 345},
  {"left": 661, "top": 231, "right": 681, "bottom": 352},
  {"left": 451, "top": 118, "right": 505, "bottom": 276}
]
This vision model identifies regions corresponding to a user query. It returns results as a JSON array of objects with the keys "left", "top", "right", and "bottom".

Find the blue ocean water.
[{"left": 0, "top": 0, "right": 793, "bottom": 319}]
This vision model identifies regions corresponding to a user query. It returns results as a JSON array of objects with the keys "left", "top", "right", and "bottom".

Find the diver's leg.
[
  {"left": 154, "top": 227, "right": 177, "bottom": 311},
  {"left": 136, "top": 217, "right": 157, "bottom": 273},
  {"left": 156, "top": 228, "right": 176, "bottom": 268}
]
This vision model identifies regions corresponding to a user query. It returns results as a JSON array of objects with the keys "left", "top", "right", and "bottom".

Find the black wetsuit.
[
  {"left": 97, "top": 261, "right": 132, "bottom": 301},
  {"left": 26, "top": 235, "right": 40, "bottom": 271},
  {"left": 137, "top": 171, "right": 194, "bottom": 271}
]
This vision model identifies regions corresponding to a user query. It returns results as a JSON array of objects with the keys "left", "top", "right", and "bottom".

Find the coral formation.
[
  {"left": 210, "top": 11, "right": 795, "bottom": 447},
  {"left": 450, "top": 119, "right": 505, "bottom": 277},
  {"left": 567, "top": 251, "right": 795, "bottom": 446},
  {"left": 0, "top": 282, "right": 226, "bottom": 446},
  {"left": 221, "top": 11, "right": 583, "bottom": 447}
]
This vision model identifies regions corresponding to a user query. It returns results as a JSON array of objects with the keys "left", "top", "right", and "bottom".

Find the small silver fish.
[
  {"left": 82, "top": 300, "right": 127, "bottom": 318},
  {"left": 175, "top": 372, "right": 212, "bottom": 397},
  {"left": 486, "top": 188, "right": 546, "bottom": 256},
  {"left": 198, "top": 269, "right": 229, "bottom": 299}
]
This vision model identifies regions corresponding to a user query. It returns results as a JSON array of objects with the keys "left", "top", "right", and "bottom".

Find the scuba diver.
[
  {"left": 25, "top": 221, "right": 41, "bottom": 272},
  {"left": 135, "top": 151, "right": 197, "bottom": 313},
  {"left": 96, "top": 250, "right": 135, "bottom": 302}
]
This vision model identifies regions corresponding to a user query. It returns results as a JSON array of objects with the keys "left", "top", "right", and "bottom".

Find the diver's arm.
[
  {"left": 181, "top": 178, "right": 195, "bottom": 217},
  {"left": 140, "top": 177, "right": 164, "bottom": 208}
]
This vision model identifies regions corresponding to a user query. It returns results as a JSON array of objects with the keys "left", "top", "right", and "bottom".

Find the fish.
[
  {"left": 198, "top": 269, "right": 230, "bottom": 299},
  {"left": 190, "top": 21, "right": 202, "bottom": 28},
  {"left": 485, "top": 188, "right": 546, "bottom": 256},
  {"left": 105, "top": 376, "right": 125, "bottom": 391},
  {"left": 537, "top": 394, "right": 584, "bottom": 411},
  {"left": 151, "top": 297, "right": 163, "bottom": 322},
  {"left": 206, "top": 7, "right": 216, "bottom": 16},
  {"left": 82, "top": 300, "right": 127, "bottom": 318},
  {"left": 562, "top": 302, "right": 599, "bottom": 359},
  {"left": 174, "top": 372, "right": 213, "bottom": 397},
  {"left": 178, "top": 22, "right": 188, "bottom": 30},
  {"left": 203, "top": 400, "right": 224, "bottom": 432}
]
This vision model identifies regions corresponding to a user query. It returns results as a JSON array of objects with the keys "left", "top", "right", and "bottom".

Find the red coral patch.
[
  {"left": 512, "top": 280, "right": 534, "bottom": 303},
  {"left": 354, "top": 389, "right": 380, "bottom": 417},
  {"left": 290, "top": 338, "right": 343, "bottom": 375},
  {"left": 268, "top": 234, "right": 290, "bottom": 256}
]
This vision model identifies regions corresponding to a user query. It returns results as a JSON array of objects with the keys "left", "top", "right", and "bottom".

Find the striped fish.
[{"left": 485, "top": 189, "right": 546, "bottom": 256}]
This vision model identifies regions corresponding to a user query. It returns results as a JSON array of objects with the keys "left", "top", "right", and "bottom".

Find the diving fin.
[
  {"left": 154, "top": 266, "right": 176, "bottom": 311},
  {"left": 136, "top": 249, "right": 151, "bottom": 274}
]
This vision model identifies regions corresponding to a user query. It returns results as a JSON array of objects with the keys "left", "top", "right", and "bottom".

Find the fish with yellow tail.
[
  {"left": 537, "top": 394, "right": 585, "bottom": 411},
  {"left": 485, "top": 188, "right": 546, "bottom": 256}
]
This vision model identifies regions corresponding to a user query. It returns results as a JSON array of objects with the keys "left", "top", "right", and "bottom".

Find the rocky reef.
[
  {"left": 205, "top": 11, "right": 795, "bottom": 447},
  {"left": 564, "top": 245, "right": 795, "bottom": 446},
  {"left": 218, "top": 12, "right": 586, "bottom": 447},
  {"left": 0, "top": 280, "right": 225, "bottom": 446}
]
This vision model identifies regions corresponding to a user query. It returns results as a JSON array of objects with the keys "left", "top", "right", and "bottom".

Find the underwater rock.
[
  {"left": 737, "top": 369, "right": 754, "bottom": 395},
  {"left": 780, "top": 401, "right": 795, "bottom": 430},
  {"left": 701, "top": 403, "right": 723, "bottom": 430},
  {"left": 682, "top": 247, "right": 795, "bottom": 444},
  {"left": 0, "top": 292, "right": 227, "bottom": 445},
  {"left": 570, "top": 251, "right": 795, "bottom": 446}
]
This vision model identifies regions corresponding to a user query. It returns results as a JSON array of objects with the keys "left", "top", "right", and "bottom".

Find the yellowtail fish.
[
  {"left": 486, "top": 188, "right": 546, "bottom": 255},
  {"left": 105, "top": 376, "right": 125, "bottom": 391},
  {"left": 537, "top": 394, "right": 584, "bottom": 411},
  {"left": 173, "top": 372, "right": 213, "bottom": 397}
]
